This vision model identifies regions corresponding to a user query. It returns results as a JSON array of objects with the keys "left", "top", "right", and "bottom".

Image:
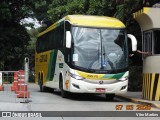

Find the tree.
[
  {"left": 47, "top": 0, "right": 117, "bottom": 22},
  {"left": 0, "top": 0, "right": 36, "bottom": 70}
]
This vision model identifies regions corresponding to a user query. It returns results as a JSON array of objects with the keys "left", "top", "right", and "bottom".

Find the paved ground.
[
  {"left": 0, "top": 83, "right": 159, "bottom": 111},
  {"left": 0, "top": 83, "right": 159, "bottom": 120},
  {"left": 0, "top": 84, "right": 137, "bottom": 111},
  {"left": 116, "top": 92, "right": 160, "bottom": 109}
]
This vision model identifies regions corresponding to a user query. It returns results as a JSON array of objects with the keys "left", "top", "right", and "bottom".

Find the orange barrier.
[
  {"left": 17, "top": 79, "right": 25, "bottom": 84},
  {"left": 12, "top": 70, "right": 25, "bottom": 91},
  {"left": 16, "top": 83, "right": 30, "bottom": 98},
  {"left": 0, "top": 85, "right": 4, "bottom": 91},
  {"left": 18, "top": 70, "right": 25, "bottom": 80},
  {"left": 0, "top": 72, "right": 3, "bottom": 91},
  {"left": 10, "top": 70, "right": 30, "bottom": 98},
  {"left": 17, "top": 91, "right": 30, "bottom": 98},
  {"left": 17, "top": 70, "right": 25, "bottom": 83},
  {"left": 14, "top": 72, "right": 18, "bottom": 80},
  {"left": 11, "top": 72, "right": 18, "bottom": 91},
  {"left": 11, "top": 81, "right": 18, "bottom": 91}
]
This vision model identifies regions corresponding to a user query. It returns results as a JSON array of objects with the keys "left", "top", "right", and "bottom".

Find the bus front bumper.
[{"left": 68, "top": 78, "right": 128, "bottom": 94}]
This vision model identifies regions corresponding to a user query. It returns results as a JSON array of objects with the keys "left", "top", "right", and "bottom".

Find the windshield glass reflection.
[{"left": 71, "top": 27, "right": 128, "bottom": 71}]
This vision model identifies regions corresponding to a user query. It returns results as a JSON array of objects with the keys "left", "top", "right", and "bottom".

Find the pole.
[
  {"left": 24, "top": 57, "right": 29, "bottom": 83},
  {"left": 22, "top": 57, "right": 30, "bottom": 103}
]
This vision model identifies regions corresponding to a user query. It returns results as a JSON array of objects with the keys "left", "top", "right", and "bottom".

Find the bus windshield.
[{"left": 71, "top": 26, "right": 128, "bottom": 71}]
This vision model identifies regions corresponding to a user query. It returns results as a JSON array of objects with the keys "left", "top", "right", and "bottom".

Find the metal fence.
[{"left": 0, "top": 71, "right": 29, "bottom": 103}]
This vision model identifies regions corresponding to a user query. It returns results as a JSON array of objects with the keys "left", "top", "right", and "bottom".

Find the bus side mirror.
[
  {"left": 127, "top": 34, "right": 137, "bottom": 52},
  {"left": 66, "top": 31, "right": 71, "bottom": 48}
]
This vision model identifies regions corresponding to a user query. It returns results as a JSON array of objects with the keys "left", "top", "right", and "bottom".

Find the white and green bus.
[{"left": 35, "top": 15, "right": 137, "bottom": 100}]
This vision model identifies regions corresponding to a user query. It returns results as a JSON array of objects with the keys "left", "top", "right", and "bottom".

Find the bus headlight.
[
  {"left": 69, "top": 72, "right": 85, "bottom": 80},
  {"left": 118, "top": 76, "right": 128, "bottom": 81}
]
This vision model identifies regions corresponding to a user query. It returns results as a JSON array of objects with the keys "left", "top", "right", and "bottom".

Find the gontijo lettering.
[{"left": 39, "top": 54, "right": 47, "bottom": 62}]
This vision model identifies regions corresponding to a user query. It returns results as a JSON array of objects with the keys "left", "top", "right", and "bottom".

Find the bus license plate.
[{"left": 96, "top": 88, "right": 105, "bottom": 92}]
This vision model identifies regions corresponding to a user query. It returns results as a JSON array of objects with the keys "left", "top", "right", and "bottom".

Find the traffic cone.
[
  {"left": 11, "top": 72, "right": 19, "bottom": 91},
  {"left": 11, "top": 81, "right": 18, "bottom": 91},
  {"left": 16, "top": 83, "right": 30, "bottom": 98},
  {"left": 0, "top": 72, "right": 4, "bottom": 91},
  {"left": 0, "top": 85, "right": 4, "bottom": 91},
  {"left": 18, "top": 70, "right": 25, "bottom": 79},
  {"left": 14, "top": 72, "right": 18, "bottom": 80},
  {"left": 17, "top": 79, "right": 25, "bottom": 84},
  {"left": 17, "top": 70, "right": 25, "bottom": 84}
]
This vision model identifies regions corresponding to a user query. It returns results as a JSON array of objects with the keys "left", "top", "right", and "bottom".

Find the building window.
[
  {"left": 154, "top": 30, "right": 160, "bottom": 54},
  {"left": 143, "top": 31, "right": 153, "bottom": 58},
  {"left": 143, "top": 30, "right": 160, "bottom": 58}
]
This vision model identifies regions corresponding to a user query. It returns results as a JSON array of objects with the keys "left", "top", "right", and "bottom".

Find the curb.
[{"left": 116, "top": 94, "right": 160, "bottom": 109}]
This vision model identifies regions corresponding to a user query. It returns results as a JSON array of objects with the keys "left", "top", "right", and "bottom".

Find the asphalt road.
[{"left": 0, "top": 83, "right": 159, "bottom": 120}]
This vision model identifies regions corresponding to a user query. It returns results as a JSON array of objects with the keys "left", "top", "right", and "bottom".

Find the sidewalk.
[{"left": 116, "top": 92, "right": 160, "bottom": 109}]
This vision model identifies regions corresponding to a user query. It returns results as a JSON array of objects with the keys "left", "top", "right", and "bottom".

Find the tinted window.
[{"left": 36, "top": 23, "right": 64, "bottom": 53}]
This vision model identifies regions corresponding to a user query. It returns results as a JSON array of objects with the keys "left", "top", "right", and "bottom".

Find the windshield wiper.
[
  {"left": 100, "top": 29, "right": 115, "bottom": 70},
  {"left": 102, "top": 45, "right": 115, "bottom": 70},
  {"left": 101, "top": 46, "right": 106, "bottom": 69},
  {"left": 100, "top": 29, "right": 104, "bottom": 69}
]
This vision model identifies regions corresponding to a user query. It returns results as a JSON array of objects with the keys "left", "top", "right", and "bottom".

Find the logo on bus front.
[{"left": 99, "top": 81, "right": 104, "bottom": 84}]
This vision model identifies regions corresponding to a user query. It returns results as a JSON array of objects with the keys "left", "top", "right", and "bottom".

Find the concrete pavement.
[
  {"left": 0, "top": 83, "right": 160, "bottom": 119},
  {"left": 0, "top": 83, "right": 159, "bottom": 111},
  {"left": 116, "top": 92, "right": 160, "bottom": 109}
]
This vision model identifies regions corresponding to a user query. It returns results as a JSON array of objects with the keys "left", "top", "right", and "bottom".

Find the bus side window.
[
  {"left": 64, "top": 21, "right": 71, "bottom": 63},
  {"left": 36, "top": 22, "right": 65, "bottom": 53},
  {"left": 58, "top": 24, "right": 64, "bottom": 49}
]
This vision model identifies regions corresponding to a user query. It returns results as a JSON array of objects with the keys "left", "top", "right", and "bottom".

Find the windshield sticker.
[{"left": 73, "top": 54, "right": 78, "bottom": 61}]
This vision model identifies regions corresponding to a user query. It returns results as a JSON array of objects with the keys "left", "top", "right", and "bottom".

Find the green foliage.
[
  {"left": 0, "top": 0, "right": 35, "bottom": 22},
  {"left": 47, "top": 0, "right": 84, "bottom": 22},
  {"left": 47, "top": 0, "right": 117, "bottom": 22},
  {"left": 33, "top": 0, "right": 53, "bottom": 21},
  {"left": 87, "top": 0, "right": 116, "bottom": 16},
  {"left": 0, "top": 22, "right": 30, "bottom": 70},
  {"left": 46, "top": 0, "right": 160, "bottom": 25},
  {"left": 0, "top": 0, "right": 36, "bottom": 70},
  {"left": 114, "top": 0, "right": 142, "bottom": 22}
]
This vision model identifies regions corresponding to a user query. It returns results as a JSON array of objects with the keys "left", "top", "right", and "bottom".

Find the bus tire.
[
  {"left": 39, "top": 74, "right": 45, "bottom": 92},
  {"left": 40, "top": 81, "right": 43, "bottom": 92},
  {"left": 105, "top": 94, "right": 115, "bottom": 101},
  {"left": 59, "top": 74, "right": 68, "bottom": 98}
]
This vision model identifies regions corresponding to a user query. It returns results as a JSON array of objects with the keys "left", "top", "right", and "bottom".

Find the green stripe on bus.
[
  {"left": 56, "top": 22, "right": 63, "bottom": 28},
  {"left": 47, "top": 50, "right": 58, "bottom": 81},
  {"left": 102, "top": 72, "right": 125, "bottom": 79}
]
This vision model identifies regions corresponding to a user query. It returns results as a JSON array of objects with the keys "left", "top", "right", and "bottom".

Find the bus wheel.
[
  {"left": 39, "top": 80, "right": 44, "bottom": 92},
  {"left": 40, "top": 82, "right": 46, "bottom": 92},
  {"left": 59, "top": 75, "right": 68, "bottom": 98},
  {"left": 39, "top": 75, "right": 45, "bottom": 92},
  {"left": 105, "top": 94, "right": 115, "bottom": 101}
]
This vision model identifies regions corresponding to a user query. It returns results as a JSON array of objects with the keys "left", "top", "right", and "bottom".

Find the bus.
[{"left": 35, "top": 15, "right": 137, "bottom": 100}]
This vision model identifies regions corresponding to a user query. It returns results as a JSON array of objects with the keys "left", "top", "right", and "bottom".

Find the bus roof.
[
  {"left": 66, "top": 15, "right": 125, "bottom": 28},
  {"left": 38, "top": 15, "right": 125, "bottom": 37}
]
